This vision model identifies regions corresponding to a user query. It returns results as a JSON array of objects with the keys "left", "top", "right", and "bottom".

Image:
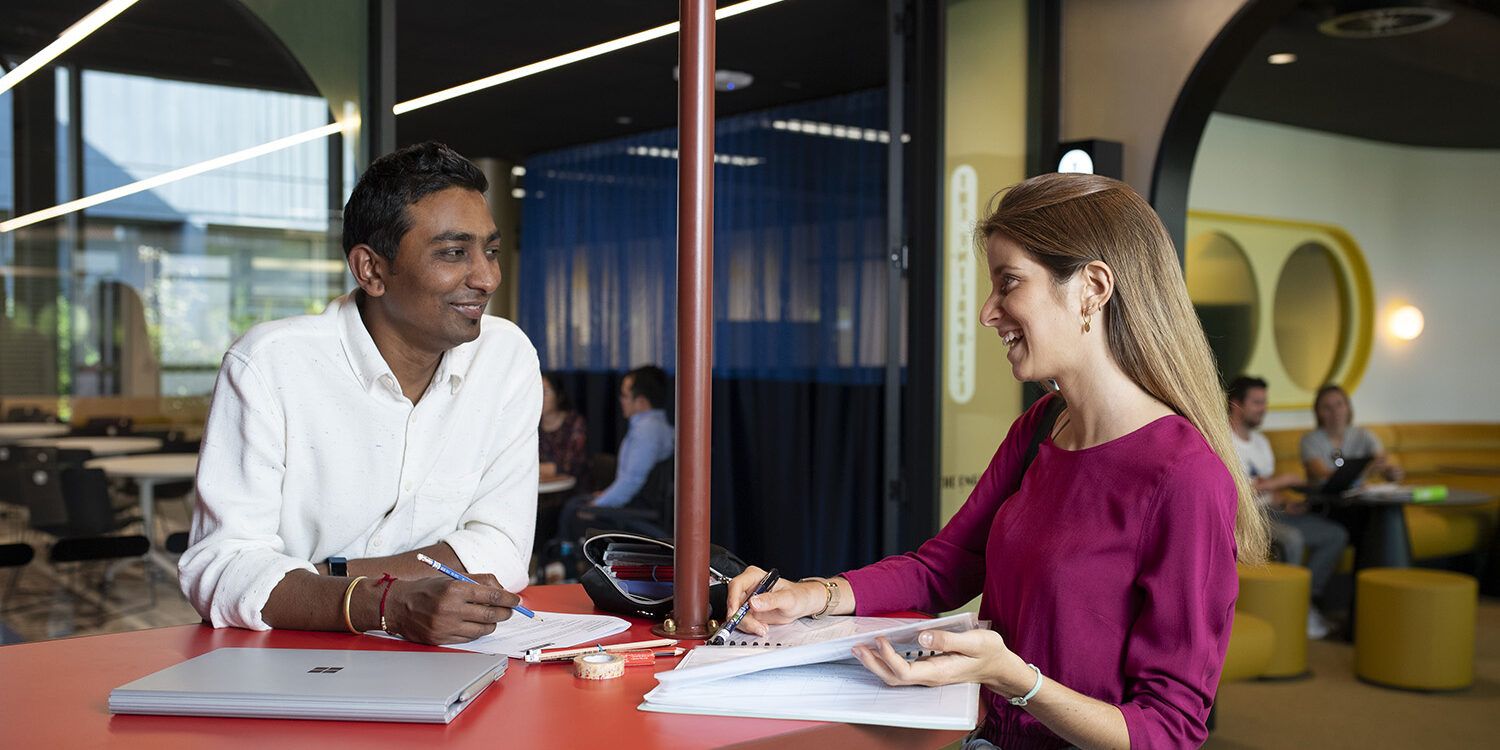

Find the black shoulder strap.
[{"left": 1021, "top": 395, "right": 1067, "bottom": 477}]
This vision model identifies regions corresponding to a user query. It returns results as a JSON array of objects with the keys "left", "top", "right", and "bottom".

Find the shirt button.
[{"left": 403, "top": 482, "right": 412, "bottom": 492}]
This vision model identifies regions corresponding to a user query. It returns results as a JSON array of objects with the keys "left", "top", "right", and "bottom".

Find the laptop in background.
[
  {"left": 1293, "top": 455, "right": 1374, "bottom": 496},
  {"left": 110, "top": 648, "right": 505, "bottom": 723}
]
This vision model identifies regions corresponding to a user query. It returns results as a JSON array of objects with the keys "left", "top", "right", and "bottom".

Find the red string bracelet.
[{"left": 377, "top": 574, "right": 398, "bottom": 634}]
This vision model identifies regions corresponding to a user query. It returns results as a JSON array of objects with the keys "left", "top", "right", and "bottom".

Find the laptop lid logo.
[{"left": 307, "top": 667, "right": 344, "bottom": 674}]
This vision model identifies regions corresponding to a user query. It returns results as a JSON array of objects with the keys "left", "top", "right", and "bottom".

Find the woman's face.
[
  {"left": 979, "top": 235, "right": 1085, "bottom": 383},
  {"left": 1315, "top": 390, "right": 1350, "bottom": 430},
  {"left": 541, "top": 378, "right": 558, "bottom": 414}
]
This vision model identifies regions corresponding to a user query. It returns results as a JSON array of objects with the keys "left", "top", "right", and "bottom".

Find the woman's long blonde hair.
[{"left": 978, "top": 173, "right": 1270, "bottom": 564}]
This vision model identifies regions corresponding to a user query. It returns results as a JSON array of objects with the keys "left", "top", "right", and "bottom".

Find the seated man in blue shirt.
[{"left": 555, "top": 365, "right": 675, "bottom": 557}]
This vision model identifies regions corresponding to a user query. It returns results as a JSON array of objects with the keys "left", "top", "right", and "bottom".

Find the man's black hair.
[
  {"left": 341, "top": 141, "right": 488, "bottom": 261},
  {"left": 625, "top": 365, "right": 669, "bottom": 409},
  {"left": 1226, "top": 375, "right": 1268, "bottom": 405}
]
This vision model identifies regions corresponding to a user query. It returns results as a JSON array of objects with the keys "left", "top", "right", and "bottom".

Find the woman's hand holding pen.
[
  {"left": 852, "top": 629, "right": 1032, "bottom": 697},
  {"left": 384, "top": 573, "right": 520, "bottom": 646},
  {"left": 724, "top": 565, "right": 850, "bottom": 637}
]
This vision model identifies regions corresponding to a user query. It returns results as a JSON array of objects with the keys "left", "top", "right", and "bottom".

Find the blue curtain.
[
  {"left": 518, "top": 90, "right": 896, "bottom": 577},
  {"left": 519, "top": 89, "right": 891, "bottom": 385}
]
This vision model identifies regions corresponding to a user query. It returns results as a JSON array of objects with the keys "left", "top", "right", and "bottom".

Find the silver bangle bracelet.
[{"left": 1008, "top": 663, "right": 1044, "bottom": 707}]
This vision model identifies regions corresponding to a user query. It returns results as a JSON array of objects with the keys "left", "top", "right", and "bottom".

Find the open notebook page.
[{"left": 656, "top": 612, "right": 979, "bottom": 689}]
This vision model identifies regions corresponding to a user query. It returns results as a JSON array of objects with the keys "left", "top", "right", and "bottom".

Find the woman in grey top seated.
[{"left": 1300, "top": 384, "right": 1402, "bottom": 484}]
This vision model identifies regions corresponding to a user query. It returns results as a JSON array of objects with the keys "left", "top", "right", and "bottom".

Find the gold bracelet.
[
  {"left": 342, "top": 575, "right": 368, "bottom": 634},
  {"left": 804, "top": 578, "right": 840, "bottom": 619}
]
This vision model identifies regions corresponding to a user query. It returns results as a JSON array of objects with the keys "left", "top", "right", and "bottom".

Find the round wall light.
[
  {"left": 1388, "top": 304, "right": 1424, "bottom": 341},
  {"left": 1267, "top": 52, "right": 1298, "bottom": 65}
]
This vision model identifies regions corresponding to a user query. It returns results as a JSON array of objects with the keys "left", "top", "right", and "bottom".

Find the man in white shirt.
[
  {"left": 180, "top": 142, "right": 541, "bottom": 645},
  {"left": 1228, "top": 376, "right": 1348, "bottom": 639}
]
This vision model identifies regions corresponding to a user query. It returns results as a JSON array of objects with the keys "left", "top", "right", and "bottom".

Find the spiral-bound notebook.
[{"left": 640, "top": 613, "right": 981, "bottom": 730}]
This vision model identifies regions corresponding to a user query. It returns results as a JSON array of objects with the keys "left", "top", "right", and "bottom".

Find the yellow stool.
[
  {"left": 1355, "top": 568, "right": 1477, "bottom": 690},
  {"left": 1221, "top": 611, "right": 1275, "bottom": 683},
  {"left": 1236, "top": 562, "right": 1310, "bottom": 677}
]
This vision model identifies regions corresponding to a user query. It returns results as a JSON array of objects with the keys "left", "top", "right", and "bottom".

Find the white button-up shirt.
[{"left": 180, "top": 291, "right": 542, "bottom": 630}]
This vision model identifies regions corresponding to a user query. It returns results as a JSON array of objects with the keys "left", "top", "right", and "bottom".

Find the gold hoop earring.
[{"left": 1082, "top": 311, "right": 1093, "bottom": 334}]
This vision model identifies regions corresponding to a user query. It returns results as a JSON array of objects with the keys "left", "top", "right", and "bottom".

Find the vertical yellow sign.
[{"left": 940, "top": 0, "right": 1028, "bottom": 525}]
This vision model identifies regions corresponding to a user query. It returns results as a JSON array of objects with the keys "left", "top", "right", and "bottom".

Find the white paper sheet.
[
  {"left": 641, "top": 646, "right": 979, "bottom": 730},
  {"left": 655, "top": 612, "right": 978, "bottom": 689},
  {"left": 369, "top": 611, "right": 629, "bottom": 658}
]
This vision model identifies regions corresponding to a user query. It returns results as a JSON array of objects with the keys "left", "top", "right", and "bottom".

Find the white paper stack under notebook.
[{"left": 639, "top": 613, "right": 982, "bottom": 730}]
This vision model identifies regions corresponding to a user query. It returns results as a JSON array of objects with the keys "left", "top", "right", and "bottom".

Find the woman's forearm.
[{"left": 991, "top": 673, "right": 1130, "bottom": 750}]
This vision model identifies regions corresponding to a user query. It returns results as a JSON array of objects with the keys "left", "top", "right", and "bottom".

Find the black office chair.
[
  {"left": 0, "top": 446, "right": 28, "bottom": 538},
  {"left": 0, "top": 542, "right": 35, "bottom": 612},
  {"left": 4, "top": 406, "right": 57, "bottom": 423},
  {"left": 586, "top": 457, "right": 675, "bottom": 539},
  {"left": 16, "top": 462, "right": 152, "bottom": 625},
  {"left": 73, "top": 416, "right": 133, "bottom": 437}
]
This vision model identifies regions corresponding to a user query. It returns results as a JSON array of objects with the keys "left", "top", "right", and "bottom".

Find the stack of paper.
[{"left": 640, "top": 613, "right": 981, "bottom": 730}]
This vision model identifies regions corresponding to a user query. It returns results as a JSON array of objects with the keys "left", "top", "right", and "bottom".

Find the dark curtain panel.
[{"left": 521, "top": 91, "right": 897, "bottom": 576}]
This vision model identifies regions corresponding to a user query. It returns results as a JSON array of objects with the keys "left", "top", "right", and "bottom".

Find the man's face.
[
  {"left": 618, "top": 375, "right": 644, "bottom": 419},
  {"left": 380, "top": 187, "right": 501, "bottom": 352},
  {"left": 1235, "top": 386, "right": 1269, "bottom": 429}
]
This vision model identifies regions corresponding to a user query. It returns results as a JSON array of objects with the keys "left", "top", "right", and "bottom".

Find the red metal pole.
[{"left": 655, "top": 0, "right": 715, "bottom": 640}]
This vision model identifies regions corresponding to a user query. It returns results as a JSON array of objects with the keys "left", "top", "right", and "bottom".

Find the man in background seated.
[
  {"left": 1228, "top": 376, "right": 1348, "bottom": 639},
  {"left": 181, "top": 142, "right": 542, "bottom": 645},
  {"left": 552, "top": 365, "right": 675, "bottom": 569}
]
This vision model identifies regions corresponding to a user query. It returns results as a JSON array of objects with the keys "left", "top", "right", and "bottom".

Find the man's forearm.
[
  {"left": 262, "top": 570, "right": 382, "bottom": 632},
  {"left": 266, "top": 543, "right": 471, "bottom": 632},
  {"left": 346, "top": 542, "right": 468, "bottom": 580}
]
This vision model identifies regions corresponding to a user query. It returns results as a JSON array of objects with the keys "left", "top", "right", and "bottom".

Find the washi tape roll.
[{"left": 573, "top": 652, "right": 626, "bottom": 680}]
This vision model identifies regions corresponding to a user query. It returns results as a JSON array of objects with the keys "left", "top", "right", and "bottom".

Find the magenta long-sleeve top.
[{"left": 842, "top": 394, "right": 1239, "bottom": 749}]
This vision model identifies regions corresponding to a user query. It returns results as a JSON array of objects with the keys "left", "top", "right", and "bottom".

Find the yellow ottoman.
[
  {"left": 1236, "top": 563, "right": 1310, "bottom": 678},
  {"left": 1221, "top": 612, "right": 1275, "bottom": 683},
  {"left": 1355, "top": 568, "right": 1477, "bottom": 690}
]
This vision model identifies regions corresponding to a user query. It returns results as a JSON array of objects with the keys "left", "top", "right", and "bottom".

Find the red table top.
[{"left": 0, "top": 584, "right": 966, "bottom": 749}]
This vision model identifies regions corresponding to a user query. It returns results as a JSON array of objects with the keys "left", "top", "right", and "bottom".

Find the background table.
[
  {"left": 1333, "top": 488, "right": 1494, "bottom": 570},
  {"left": 18, "top": 435, "right": 163, "bottom": 456},
  {"left": 539, "top": 474, "right": 578, "bottom": 494},
  {"left": 0, "top": 423, "right": 70, "bottom": 444},
  {"left": 0, "top": 584, "right": 964, "bottom": 749},
  {"left": 86, "top": 453, "right": 199, "bottom": 570}
]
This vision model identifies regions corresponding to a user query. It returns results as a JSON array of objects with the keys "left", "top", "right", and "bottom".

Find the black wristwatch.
[{"left": 327, "top": 556, "right": 347, "bottom": 577}]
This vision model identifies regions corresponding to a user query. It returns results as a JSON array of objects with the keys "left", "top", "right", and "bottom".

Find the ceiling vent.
[{"left": 1316, "top": 5, "right": 1453, "bottom": 38}]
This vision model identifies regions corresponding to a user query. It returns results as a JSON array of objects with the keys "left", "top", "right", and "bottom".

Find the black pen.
[{"left": 708, "top": 568, "right": 779, "bottom": 645}]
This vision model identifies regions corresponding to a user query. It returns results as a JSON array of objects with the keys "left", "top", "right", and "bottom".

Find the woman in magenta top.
[{"left": 728, "top": 174, "right": 1269, "bottom": 749}]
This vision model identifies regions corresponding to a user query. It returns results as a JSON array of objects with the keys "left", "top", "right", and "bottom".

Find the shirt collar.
[
  {"left": 332, "top": 290, "right": 475, "bottom": 398},
  {"left": 629, "top": 408, "right": 667, "bottom": 425}
]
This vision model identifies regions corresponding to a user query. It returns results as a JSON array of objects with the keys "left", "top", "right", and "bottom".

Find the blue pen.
[
  {"left": 416, "top": 553, "right": 539, "bottom": 620},
  {"left": 708, "top": 568, "right": 779, "bottom": 645}
]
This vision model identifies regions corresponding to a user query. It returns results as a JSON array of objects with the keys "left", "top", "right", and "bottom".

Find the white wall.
[
  {"left": 1189, "top": 113, "right": 1500, "bottom": 429},
  {"left": 1062, "top": 0, "right": 1245, "bottom": 192}
]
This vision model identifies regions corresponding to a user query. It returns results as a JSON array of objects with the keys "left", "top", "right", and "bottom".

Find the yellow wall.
[{"left": 939, "top": 0, "right": 1029, "bottom": 528}]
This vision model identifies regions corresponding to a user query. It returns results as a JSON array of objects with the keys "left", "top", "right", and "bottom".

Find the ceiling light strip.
[
  {"left": 0, "top": 0, "right": 141, "bottom": 97},
  {"left": 393, "top": 0, "right": 786, "bottom": 115},
  {"left": 0, "top": 0, "right": 788, "bottom": 231},
  {"left": 0, "top": 118, "right": 356, "bottom": 233}
]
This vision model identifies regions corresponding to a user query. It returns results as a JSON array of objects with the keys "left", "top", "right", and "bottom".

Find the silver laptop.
[{"left": 109, "top": 648, "right": 506, "bottom": 723}]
